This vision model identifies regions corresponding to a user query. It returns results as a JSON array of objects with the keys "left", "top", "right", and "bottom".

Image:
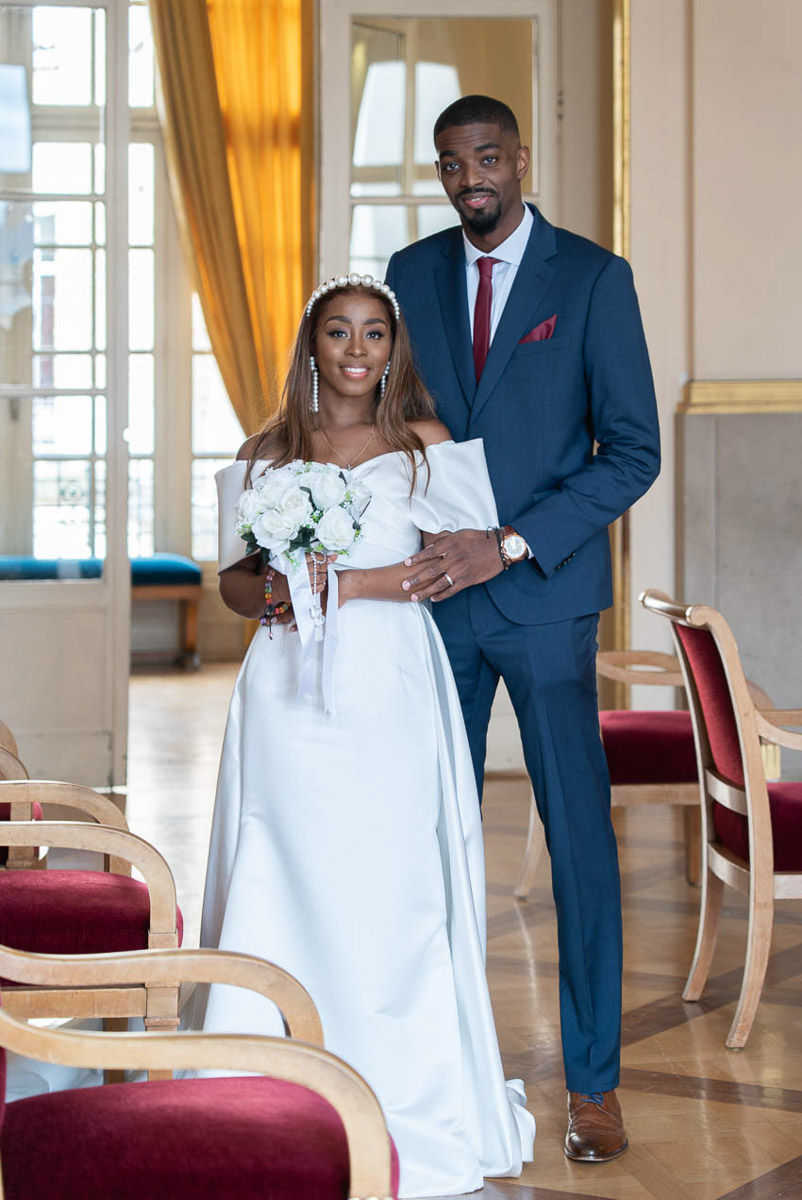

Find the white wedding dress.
[{"left": 200, "top": 440, "right": 535, "bottom": 1198}]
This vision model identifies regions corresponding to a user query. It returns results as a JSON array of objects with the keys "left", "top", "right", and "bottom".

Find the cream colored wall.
[
  {"left": 692, "top": 0, "right": 802, "bottom": 378},
  {"left": 628, "top": 0, "right": 802, "bottom": 677}
]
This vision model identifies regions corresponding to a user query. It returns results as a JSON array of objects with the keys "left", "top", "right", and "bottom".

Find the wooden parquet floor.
[{"left": 128, "top": 665, "right": 802, "bottom": 1200}]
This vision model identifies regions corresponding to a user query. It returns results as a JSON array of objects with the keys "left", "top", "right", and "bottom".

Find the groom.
[{"left": 387, "top": 95, "right": 660, "bottom": 1161}]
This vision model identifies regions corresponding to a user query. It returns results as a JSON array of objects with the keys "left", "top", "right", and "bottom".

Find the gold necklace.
[{"left": 317, "top": 425, "right": 376, "bottom": 470}]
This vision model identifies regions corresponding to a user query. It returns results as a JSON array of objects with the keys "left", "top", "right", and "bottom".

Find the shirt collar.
[{"left": 462, "top": 203, "right": 533, "bottom": 268}]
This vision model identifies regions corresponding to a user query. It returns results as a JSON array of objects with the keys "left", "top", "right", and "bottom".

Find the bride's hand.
[{"left": 306, "top": 552, "right": 336, "bottom": 594}]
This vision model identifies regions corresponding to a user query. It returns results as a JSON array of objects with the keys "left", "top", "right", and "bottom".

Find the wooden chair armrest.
[
  {"left": 0, "top": 1011, "right": 391, "bottom": 1200},
  {"left": 756, "top": 710, "right": 802, "bottom": 751},
  {"left": 0, "top": 719, "right": 19, "bottom": 756},
  {"left": 596, "top": 649, "right": 684, "bottom": 688},
  {"left": 0, "top": 946, "right": 322, "bottom": 1045},
  {"left": 0, "top": 822, "right": 177, "bottom": 939},
  {"left": 0, "top": 747, "right": 29, "bottom": 781},
  {"left": 0, "top": 780, "right": 128, "bottom": 830}
]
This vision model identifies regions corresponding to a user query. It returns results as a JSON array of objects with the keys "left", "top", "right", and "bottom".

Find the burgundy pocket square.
[{"left": 519, "top": 315, "right": 557, "bottom": 344}]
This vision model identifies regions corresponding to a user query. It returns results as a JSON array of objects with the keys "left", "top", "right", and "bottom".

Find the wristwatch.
[{"left": 498, "top": 525, "right": 528, "bottom": 568}]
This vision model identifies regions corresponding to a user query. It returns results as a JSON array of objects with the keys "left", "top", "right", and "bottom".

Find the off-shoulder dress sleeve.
[
  {"left": 215, "top": 460, "right": 250, "bottom": 573},
  {"left": 408, "top": 438, "right": 499, "bottom": 533}
]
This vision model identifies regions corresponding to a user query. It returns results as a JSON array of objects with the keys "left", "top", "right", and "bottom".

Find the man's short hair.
[{"left": 433, "top": 95, "right": 520, "bottom": 143}]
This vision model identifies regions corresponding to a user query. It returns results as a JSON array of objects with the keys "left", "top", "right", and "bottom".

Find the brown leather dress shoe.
[{"left": 564, "top": 1090, "right": 628, "bottom": 1162}]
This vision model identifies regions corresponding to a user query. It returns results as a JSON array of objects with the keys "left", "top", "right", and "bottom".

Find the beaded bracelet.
[{"left": 260, "top": 568, "right": 290, "bottom": 638}]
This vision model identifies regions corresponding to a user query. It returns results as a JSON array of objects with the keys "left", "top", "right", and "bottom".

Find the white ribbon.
[{"left": 274, "top": 554, "right": 340, "bottom": 716}]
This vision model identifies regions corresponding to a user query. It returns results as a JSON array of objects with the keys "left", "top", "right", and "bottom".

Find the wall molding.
[{"left": 680, "top": 380, "right": 802, "bottom": 414}]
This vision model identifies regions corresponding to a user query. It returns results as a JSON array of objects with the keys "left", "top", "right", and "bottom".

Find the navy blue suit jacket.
[{"left": 386, "top": 205, "right": 660, "bottom": 625}]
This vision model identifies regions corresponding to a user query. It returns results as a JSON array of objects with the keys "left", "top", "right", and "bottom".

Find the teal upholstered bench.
[{"left": 0, "top": 555, "right": 203, "bottom": 667}]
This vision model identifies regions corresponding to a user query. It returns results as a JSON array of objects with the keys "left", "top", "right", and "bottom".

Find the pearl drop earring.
[
  {"left": 380, "top": 360, "right": 390, "bottom": 399},
  {"left": 310, "top": 355, "right": 319, "bottom": 414}
]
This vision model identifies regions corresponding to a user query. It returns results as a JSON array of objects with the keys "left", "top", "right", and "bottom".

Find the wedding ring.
[{"left": 444, "top": 572, "right": 455, "bottom": 587}]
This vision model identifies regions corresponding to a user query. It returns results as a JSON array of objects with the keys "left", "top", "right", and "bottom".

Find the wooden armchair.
[
  {"left": 0, "top": 945, "right": 396, "bottom": 1199},
  {"left": 0, "top": 720, "right": 19, "bottom": 756},
  {"left": 641, "top": 590, "right": 802, "bottom": 1047},
  {"left": 0, "top": 782, "right": 182, "bottom": 1055},
  {"left": 514, "top": 648, "right": 703, "bottom": 898}
]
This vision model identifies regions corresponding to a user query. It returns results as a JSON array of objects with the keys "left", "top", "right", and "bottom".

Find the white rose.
[
  {"left": 315, "top": 506, "right": 357, "bottom": 554},
  {"left": 293, "top": 468, "right": 320, "bottom": 498},
  {"left": 253, "top": 467, "right": 295, "bottom": 507},
  {"left": 235, "top": 488, "right": 264, "bottom": 530},
  {"left": 251, "top": 507, "right": 299, "bottom": 555},
  {"left": 279, "top": 486, "right": 314, "bottom": 526},
  {"left": 345, "top": 480, "right": 371, "bottom": 519},
  {"left": 309, "top": 470, "right": 347, "bottom": 510}
]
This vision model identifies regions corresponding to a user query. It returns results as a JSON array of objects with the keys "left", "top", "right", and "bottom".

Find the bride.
[{"left": 199, "top": 272, "right": 535, "bottom": 1197}]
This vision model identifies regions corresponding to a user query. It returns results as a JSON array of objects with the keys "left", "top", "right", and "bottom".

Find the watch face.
[{"left": 503, "top": 533, "right": 527, "bottom": 561}]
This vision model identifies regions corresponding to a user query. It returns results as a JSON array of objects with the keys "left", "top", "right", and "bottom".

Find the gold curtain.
[{"left": 149, "top": 0, "right": 315, "bottom": 435}]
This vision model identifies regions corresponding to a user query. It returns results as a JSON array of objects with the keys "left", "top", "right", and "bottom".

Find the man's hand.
[{"left": 402, "top": 529, "right": 504, "bottom": 601}]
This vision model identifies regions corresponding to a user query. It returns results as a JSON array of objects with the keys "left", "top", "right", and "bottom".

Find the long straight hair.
[{"left": 247, "top": 285, "right": 436, "bottom": 490}]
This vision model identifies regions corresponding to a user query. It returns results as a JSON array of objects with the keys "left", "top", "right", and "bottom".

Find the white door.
[
  {"left": 319, "top": 0, "right": 560, "bottom": 771},
  {"left": 0, "top": 1, "right": 129, "bottom": 787}
]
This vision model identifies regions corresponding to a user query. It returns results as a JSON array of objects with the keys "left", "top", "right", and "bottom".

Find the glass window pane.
[
  {"left": 33, "top": 459, "right": 94, "bottom": 558},
  {"left": 34, "top": 201, "right": 93, "bottom": 246},
  {"left": 94, "top": 458, "right": 106, "bottom": 558},
  {"left": 94, "top": 142, "right": 105, "bottom": 195},
  {"left": 416, "top": 204, "right": 459, "bottom": 241},
  {"left": 94, "top": 7, "right": 106, "bottom": 107},
  {"left": 94, "top": 394, "right": 106, "bottom": 455},
  {"left": 0, "top": 202, "right": 33, "bottom": 386},
  {"left": 129, "top": 143, "right": 154, "bottom": 245},
  {"left": 128, "top": 353, "right": 154, "bottom": 455},
  {"left": 128, "top": 458, "right": 154, "bottom": 558},
  {"left": 95, "top": 249, "right": 106, "bottom": 350},
  {"left": 414, "top": 63, "right": 460, "bottom": 163},
  {"left": 192, "top": 458, "right": 231, "bottom": 562},
  {"left": 351, "top": 25, "right": 404, "bottom": 193},
  {"left": 191, "top": 293, "right": 212, "bottom": 353},
  {"left": 33, "top": 354, "right": 93, "bottom": 389},
  {"left": 349, "top": 205, "right": 409, "bottom": 280},
  {"left": 32, "top": 7, "right": 93, "bottom": 107},
  {"left": 32, "top": 248, "right": 93, "bottom": 351},
  {"left": 32, "top": 143, "right": 93, "bottom": 195},
  {"left": 32, "top": 394, "right": 93, "bottom": 456},
  {"left": 94, "top": 201, "right": 106, "bottom": 246},
  {"left": 94, "top": 353, "right": 106, "bottom": 389},
  {"left": 192, "top": 356, "right": 242, "bottom": 454},
  {"left": 129, "top": 4, "right": 155, "bottom": 108},
  {"left": 0, "top": 63, "right": 32, "bottom": 179},
  {"left": 129, "top": 248, "right": 154, "bottom": 351}
]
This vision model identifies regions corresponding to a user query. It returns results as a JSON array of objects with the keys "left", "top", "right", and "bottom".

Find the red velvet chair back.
[{"left": 675, "top": 623, "right": 744, "bottom": 787}]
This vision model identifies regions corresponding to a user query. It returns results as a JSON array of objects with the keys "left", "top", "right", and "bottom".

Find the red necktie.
[{"left": 473, "top": 256, "right": 500, "bottom": 381}]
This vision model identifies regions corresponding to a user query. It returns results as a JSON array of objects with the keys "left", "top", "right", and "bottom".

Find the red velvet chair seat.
[
  {"left": 0, "top": 1075, "right": 400, "bottom": 1199},
  {"left": 0, "top": 802, "right": 44, "bottom": 866},
  {"left": 714, "top": 782, "right": 802, "bottom": 872},
  {"left": 0, "top": 870, "right": 183, "bottom": 979},
  {"left": 599, "top": 710, "right": 698, "bottom": 786}
]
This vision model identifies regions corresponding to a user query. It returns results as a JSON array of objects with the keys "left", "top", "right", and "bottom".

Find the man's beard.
[{"left": 457, "top": 193, "right": 501, "bottom": 234}]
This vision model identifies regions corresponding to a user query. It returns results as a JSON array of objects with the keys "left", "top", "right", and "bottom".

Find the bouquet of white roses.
[{"left": 235, "top": 460, "right": 371, "bottom": 566}]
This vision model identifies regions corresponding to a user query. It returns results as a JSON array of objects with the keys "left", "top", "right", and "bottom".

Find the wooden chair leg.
[
  {"left": 683, "top": 806, "right": 702, "bottom": 885},
  {"left": 514, "top": 786, "right": 547, "bottom": 900},
  {"left": 183, "top": 597, "right": 200, "bottom": 669},
  {"left": 683, "top": 868, "right": 724, "bottom": 1001},
  {"left": 726, "top": 895, "right": 774, "bottom": 1049}
]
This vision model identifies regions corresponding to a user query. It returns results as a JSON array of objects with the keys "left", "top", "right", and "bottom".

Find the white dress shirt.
[
  {"left": 464, "top": 203, "right": 535, "bottom": 557},
  {"left": 463, "top": 203, "right": 533, "bottom": 342}
]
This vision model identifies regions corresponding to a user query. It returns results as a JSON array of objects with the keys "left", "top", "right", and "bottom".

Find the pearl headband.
[{"left": 305, "top": 271, "right": 401, "bottom": 320}]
